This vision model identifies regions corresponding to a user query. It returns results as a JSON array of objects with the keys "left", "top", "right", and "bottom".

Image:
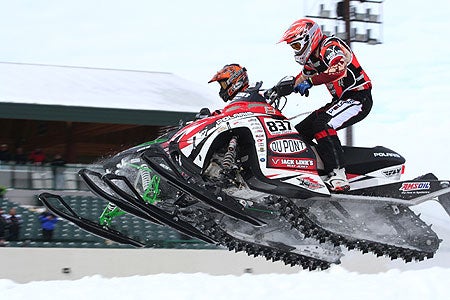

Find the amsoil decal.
[
  {"left": 269, "top": 156, "right": 315, "bottom": 169},
  {"left": 269, "top": 139, "right": 306, "bottom": 154},
  {"left": 399, "top": 182, "right": 430, "bottom": 192}
]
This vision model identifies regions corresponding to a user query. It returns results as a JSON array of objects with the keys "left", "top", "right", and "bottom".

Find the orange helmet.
[
  {"left": 208, "top": 64, "right": 249, "bottom": 102},
  {"left": 279, "top": 19, "right": 323, "bottom": 65}
]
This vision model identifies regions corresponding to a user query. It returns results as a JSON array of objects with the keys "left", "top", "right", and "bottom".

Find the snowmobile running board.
[
  {"left": 311, "top": 184, "right": 450, "bottom": 217},
  {"left": 38, "top": 192, "right": 146, "bottom": 247},
  {"left": 142, "top": 147, "right": 266, "bottom": 227}
]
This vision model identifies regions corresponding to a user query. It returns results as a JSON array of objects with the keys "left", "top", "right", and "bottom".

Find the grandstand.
[
  {"left": 0, "top": 194, "right": 219, "bottom": 250},
  {"left": 0, "top": 62, "right": 222, "bottom": 163},
  {"left": 0, "top": 62, "right": 222, "bottom": 250}
]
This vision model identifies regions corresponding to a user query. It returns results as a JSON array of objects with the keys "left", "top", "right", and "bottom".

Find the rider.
[
  {"left": 276, "top": 18, "right": 373, "bottom": 192},
  {"left": 208, "top": 63, "right": 266, "bottom": 103}
]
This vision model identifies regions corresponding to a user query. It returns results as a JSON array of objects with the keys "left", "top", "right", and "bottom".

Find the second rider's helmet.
[
  {"left": 279, "top": 18, "right": 323, "bottom": 65},
  {"left": 208, "top": 64, "right": 249, "bottom": 102}
]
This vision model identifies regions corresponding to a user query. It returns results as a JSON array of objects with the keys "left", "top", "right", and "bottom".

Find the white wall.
[
  {"left": 2, "top": 241, "right": 449, "bottom": 283},
  {"left": 0, "top": 248, "right": 300, "bottom": 283}
]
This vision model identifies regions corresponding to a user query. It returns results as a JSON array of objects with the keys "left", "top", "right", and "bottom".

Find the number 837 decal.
[{"left": 263, "top": 119, "right": 296, "bottom": 135}]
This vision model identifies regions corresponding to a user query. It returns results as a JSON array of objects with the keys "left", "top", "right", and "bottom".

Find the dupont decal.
[
  {"left": 269, "top": 156, "right": 315, "bottom": 169},
  {"left": 269, "top": 139, "right": 306, "bottom": 154},
  {"left": 399, "top": 182, "right": 430, "bottom": 192}
]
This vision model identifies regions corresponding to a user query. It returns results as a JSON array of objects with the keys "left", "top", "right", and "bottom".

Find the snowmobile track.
[
  {"left": 268, "top": 196, "right": 437, "bottom": 262},
  {"left": 184, "top": 209, "right": 332, "bottom": 271}
]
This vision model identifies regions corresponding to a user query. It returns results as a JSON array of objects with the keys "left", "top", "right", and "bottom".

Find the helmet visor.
[{"left": 219, "top": 80, "right": 228, "bottom": 89}]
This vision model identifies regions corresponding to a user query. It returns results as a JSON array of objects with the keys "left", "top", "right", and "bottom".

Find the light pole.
[{"left": 305, "top": 0, "right": 383, "bottom": 146}]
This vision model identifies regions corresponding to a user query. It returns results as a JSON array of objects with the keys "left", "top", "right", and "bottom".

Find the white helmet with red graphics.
[{"left": 279, "top": 18, "right": 323, "bottom": 65}]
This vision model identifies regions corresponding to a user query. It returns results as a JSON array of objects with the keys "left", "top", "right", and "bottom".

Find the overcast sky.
[{"left": 1, "top": 0, "right": 449, "bottom": 179}]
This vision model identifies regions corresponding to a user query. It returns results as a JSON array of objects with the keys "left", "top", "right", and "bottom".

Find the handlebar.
[{"left": 262, "top": 75, "right": 297, "bottom": 108}]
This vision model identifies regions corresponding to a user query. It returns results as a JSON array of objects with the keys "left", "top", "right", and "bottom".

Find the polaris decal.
[
  {"left": 326, "top": 99, "right": 357, "bottom": 116},
  {"left": 269, "top": 139, "right": 306, "bottom": 154},
  {"left": 216, "top": 112, "right": 254, "bottom": 125},
  {"left": 374, "top": 152, "right": 401, "bottom": 158},
  {"left": 399, "top": 182, "right": 430, "bottom": 192}
]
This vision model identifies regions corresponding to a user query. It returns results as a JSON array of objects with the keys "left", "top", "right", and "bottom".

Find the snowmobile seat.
[{"left": 343, "top": 145, "right": 405, "bottom": 175}]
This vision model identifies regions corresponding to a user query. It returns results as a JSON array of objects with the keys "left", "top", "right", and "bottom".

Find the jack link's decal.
[{"left": 268, "top": 156, "right": 315, "bottom": 170}]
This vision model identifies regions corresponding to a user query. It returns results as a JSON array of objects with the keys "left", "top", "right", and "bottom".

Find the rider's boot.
[{"left": 323, "top": 168, "right": 350, "bottom": 193}]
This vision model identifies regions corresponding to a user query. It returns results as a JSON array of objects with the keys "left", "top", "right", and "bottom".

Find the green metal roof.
[{"left": 0, "top": 102, "right": 195, "bottom": 125}]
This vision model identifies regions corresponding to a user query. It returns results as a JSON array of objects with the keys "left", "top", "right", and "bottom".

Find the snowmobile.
[{"left": 39, "top": 79, "right": 450, "bottom": 271}]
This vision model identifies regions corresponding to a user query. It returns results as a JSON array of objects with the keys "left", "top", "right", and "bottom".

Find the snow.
[
  {"left": 0, "top": 199, "right": 449, "bottom": 300},
  {"left": 0, "top": 62, "right": 223, "bottom": 112},
  {"left": 0, "top": 0, "right": 450, "bottom": 298},
  {"left": 1, "top": 268, "right": 450, "bottom": 300}
]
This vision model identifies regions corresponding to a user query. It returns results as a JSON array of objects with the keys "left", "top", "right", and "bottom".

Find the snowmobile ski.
[
  {"left": 38, "top": 192, "right": 145, "bottom": 247},
  {"left": 79, "top": 168, "right": 163, "bottom": 225},
  {"left": 101, "top": 172, "right": 217, "bottom": 244}
]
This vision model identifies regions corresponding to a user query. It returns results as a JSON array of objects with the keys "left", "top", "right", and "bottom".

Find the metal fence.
[{"left": 0, "top": 163, "right": 102, "bottom": 190}]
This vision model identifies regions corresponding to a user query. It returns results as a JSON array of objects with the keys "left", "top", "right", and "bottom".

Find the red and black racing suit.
[{"left": 295, "top": 36, "right": 373, "bottom": 173}]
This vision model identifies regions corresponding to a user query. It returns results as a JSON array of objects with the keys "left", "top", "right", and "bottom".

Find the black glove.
[
  {"left": 195, "top": 107, "right": 211, "bottom": 119},
  {"left": 264, "top": 87, "right": 278, "bottom": 101},
  {"left": 264, "top": 76, "right": 296, "bottom": 101}
]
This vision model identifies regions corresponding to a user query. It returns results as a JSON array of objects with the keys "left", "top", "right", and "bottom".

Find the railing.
[{"left": 0, "top": 162, "right": 102, "bottom": 190}]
